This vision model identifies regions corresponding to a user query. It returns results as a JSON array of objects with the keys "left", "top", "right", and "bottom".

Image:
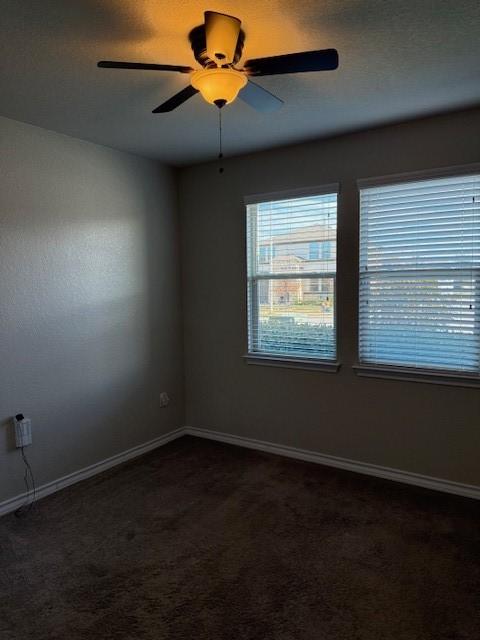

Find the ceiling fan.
[{"left": 98, "top": 11, "right": 339, "bottom": 113}]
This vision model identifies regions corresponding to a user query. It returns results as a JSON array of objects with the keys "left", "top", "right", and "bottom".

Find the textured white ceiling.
[{"left": 1, "top": 1, "right": 479, "bottom": 166}]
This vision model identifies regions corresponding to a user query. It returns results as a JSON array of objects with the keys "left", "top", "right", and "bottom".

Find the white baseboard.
[
  {"left": 2, "top": 425, "right": 478, "bottom": 517},
  {"left": 0, "top": 427, "right": 185, "bottom": 517},
  {"left": 184, "top": 426, "right": 480, "bottom": 500}
]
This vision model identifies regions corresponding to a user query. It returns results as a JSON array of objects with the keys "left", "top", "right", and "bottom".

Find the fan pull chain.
[{"left": 218, "top": 108, "right": 224, "bottom": 174}]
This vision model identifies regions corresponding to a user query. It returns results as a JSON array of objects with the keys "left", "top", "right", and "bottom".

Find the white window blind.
[
  {"left": 359, "top": 172, "right": 480, "bottom": 372},
  {"left": 247, "top": 191, "right": 337, "bottom": 360}
]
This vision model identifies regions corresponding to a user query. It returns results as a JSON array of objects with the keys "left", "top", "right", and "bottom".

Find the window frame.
[
  {"left": 244, "top": 184, "right": 340, "bottom": 372},
  {"left": 355, "top": 163, "right": 480, "bottom": 388}
]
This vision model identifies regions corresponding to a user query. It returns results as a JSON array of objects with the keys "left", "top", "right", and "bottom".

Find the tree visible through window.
[{"left": 247, "top": 190, "right": 338, "bottom": 360}]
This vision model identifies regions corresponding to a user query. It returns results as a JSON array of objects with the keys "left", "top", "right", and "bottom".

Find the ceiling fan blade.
[
  {"left": 98, "top": 61, "right": 193, "bottom": 74},
  {"left": 239, "top": 80, "right": 284, "bottom": 113},
  {"left": 204, "top": 11, "right": 241, "bottom": 65},
  {"left": 244, "top": 49, "right": 338, "bottom": 76},
  {"left": 152, "top": 85, "right": 199, "bottom": 113}
]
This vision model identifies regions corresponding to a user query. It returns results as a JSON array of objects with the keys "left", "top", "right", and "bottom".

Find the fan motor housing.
[{"left": 189, "top": 24, "right": 245, "bottom": 68}]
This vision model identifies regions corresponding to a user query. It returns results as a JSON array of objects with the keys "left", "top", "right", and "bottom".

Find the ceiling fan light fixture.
[
  {"left": 191, "top": 68, "right": 247, "bottom": 107},
  {"left": 98, "top": 10, "right": 339, "bottom": 114}
]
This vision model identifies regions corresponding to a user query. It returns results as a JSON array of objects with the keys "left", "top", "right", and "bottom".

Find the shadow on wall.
[
  {"left": 0, "top": 147, "right": 182, "bottom": 499},
  {"left": 1, "top": 217, "right": 150, "bottom": 440}
]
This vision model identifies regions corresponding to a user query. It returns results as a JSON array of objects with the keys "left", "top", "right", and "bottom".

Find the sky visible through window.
[{"left": 257, "top": 194, "right": 337, "bottom": 240}]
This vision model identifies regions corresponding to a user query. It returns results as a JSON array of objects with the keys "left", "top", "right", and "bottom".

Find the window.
[
  {"left": 359, "top": 171, "right": 480, "bottom": 373},
  {"left": 259, "top": 246, "right": 276, "bottom": 263},
  {"left": 309, "top": 242, "right": 320, "bottom": 260},
  {"left": 321, "top": 241, "right": 332, "bottom": 260},
  {"left": 246, "top": 188, "right": 337, "bottom": 362}
]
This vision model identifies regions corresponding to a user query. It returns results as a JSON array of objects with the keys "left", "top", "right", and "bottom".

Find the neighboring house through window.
[{"left": 246, "top": 187, "right": 338, "bottom": 361}]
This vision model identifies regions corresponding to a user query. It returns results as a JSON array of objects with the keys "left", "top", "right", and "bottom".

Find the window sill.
[
  {"left": 353, "top": 364, "right": 480, "bottom": 388},
  {"left": 244, "top": 354, "right": 341, "bottom": 373}
]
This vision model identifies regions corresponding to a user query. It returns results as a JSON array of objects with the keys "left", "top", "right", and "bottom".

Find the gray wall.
[
  {"left": 0, "top": 116, "right": 184, "bottom": 502},
  {"left": 179, "top": 107, "right": 480, "bottom": 487}
]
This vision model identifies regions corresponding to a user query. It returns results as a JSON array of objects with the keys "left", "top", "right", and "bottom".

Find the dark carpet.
[{"left": 1, "top": 436, "right": 479, "bottom": 640}]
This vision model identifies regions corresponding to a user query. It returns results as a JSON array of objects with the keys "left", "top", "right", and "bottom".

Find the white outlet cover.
[{"left": 14, "top": 418, "right": 32, "bottom": 447}]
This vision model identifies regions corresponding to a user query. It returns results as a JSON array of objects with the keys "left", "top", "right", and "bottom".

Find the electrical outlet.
[
  {"left": 159, "top": 392, "right": 170, "bottom": 408},
  {"left": 13, "top": 414, "right": 32, "bottom": 447}
]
